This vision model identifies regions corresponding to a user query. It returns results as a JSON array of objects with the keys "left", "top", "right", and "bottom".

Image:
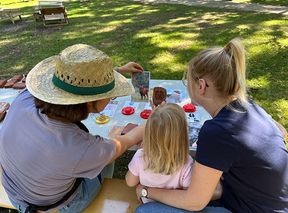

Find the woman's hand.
[
  {"left": 116, "top": 62, "right": 144, "bottom": 74},
  {"left": 108, "top": 126, "right": 124, "bottom": 139},
  {"left": 108, "top": 125, "right": 145, "bottom": 164},
  {"left": 136, "top": 184, "right": 145, "bottom": 201}
]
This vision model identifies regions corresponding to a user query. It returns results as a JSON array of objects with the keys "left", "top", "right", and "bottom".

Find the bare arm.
[
  {"left": 136, "top": 161, "right": 223, "bottom": 211},
  {"left": 126, "top": 170, "right": 140, "bottom": 187},
  {"left": 108, "top": 125, "right": 145, "bottom": 164},
  {"left": 115, "top": 62, "right": 144, "bottom": 74}
]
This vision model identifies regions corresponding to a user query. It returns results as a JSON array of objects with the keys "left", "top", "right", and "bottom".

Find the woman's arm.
[
  {"left": 137, "top": 161, "right": 223, "bottom": 211},
  {"left": 108, "top": 125, "right": 145, "bottom": 164},
  {"left": 115, "top": 62, "right": 144, "bottom": 74},
  {"left": 126, "top": 170, "right": 140, "bottom": 187}
]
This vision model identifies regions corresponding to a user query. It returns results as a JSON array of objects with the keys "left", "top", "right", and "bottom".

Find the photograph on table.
[{"left": 131, "top": 71, "right": 150, "bottom": 102}]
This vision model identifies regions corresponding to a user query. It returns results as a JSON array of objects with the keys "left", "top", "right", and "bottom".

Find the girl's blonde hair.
[
  {"left": 188, "top": 38, "right": 247, "bottom": 104},
  {"left": 143, "top": 103, "right": 189, "bottom": 175}
]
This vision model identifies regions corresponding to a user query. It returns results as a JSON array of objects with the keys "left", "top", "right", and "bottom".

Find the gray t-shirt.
[{"left": 0, "top": 89, "right": 115, "bottom": 206}]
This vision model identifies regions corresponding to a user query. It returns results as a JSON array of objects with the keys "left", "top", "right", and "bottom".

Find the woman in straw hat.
[
  {"left": 135, "top": 38, "right": 288, "bottom": 213},
  {"left": 0, "top": 44, "right": 145, "bottom": 213}
]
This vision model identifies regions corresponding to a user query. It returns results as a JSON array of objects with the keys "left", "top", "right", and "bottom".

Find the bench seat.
[
  {"left": 83, "top": 178, "right": 140, "bottom": 213},
  {"left": 0, "top": 178, "right": 139, "bottom": 213}
]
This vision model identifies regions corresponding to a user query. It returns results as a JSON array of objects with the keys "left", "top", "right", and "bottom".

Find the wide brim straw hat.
[{"left": 26, "top": 44, "right": 134, "bottom": 105}]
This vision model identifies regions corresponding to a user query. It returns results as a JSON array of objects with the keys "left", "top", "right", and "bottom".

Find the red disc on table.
[
  {"left": 183, "top": 104, "right": 196, "bottom": 113},
  {"left": 140, "top": 109, "right": 152, "bottom": 119},
  {"left": 121, "top": 106, "right": 135, "bottom": 115}
]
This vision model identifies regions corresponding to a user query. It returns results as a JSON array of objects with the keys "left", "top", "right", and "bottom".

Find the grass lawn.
[
  {"left": 231, "top": 0, "right": 288, "bottom": 6},
  {"left": 0, "top": 0, "right": 288, "bottom": 144}
]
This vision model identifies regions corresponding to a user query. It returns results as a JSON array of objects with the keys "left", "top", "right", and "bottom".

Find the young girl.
[{"left": 126, "top": 103, "right": 194, "bottom": 203}]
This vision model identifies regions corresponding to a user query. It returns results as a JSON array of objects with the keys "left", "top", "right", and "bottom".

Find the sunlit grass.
[
  {"left": 247, "top": 75, "right": 270, "bottom": 89},
  {"left": 0, "top": 0, "right": 37, "bottom": 9},
  {"left": 231, "top": 0, "right": 288, "bottom": 6}
]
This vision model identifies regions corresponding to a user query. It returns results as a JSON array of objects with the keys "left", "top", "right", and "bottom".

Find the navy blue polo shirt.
[{"left": 196, "top": 100, "right": 288, "bottom": 213}]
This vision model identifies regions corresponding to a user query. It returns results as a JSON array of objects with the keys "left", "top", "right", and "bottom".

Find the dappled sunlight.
[
  {"left": 247, "top": 75, "right": 270, "bottom": 89},
  {"left": 110, "top": 4, "right": 142, "bottom": 12},
  {"left": 69, "top": 12, "right": 96, "bottom": 18},
  {"left": 96, "top": 25, "right": 118, "bottom": 33},
  {"left": 273, "top": 99, "right": 288, "bottom": 122},
  {"left": 9, "top": 63, "right": 26, "bottom": 72},
  {"left": 277, "top": 38, "right": 288, "bottom": 47},
  {"left": 261, "top": 19, "right": 288, "bottom": 26},
  {"left": 259, "top": 98, "right": 288, "bottom": 127},
  {"left": 107, "top": 19, "right": 134, "bottom": 25},
  {"left": 150, "top": 51, "right": 186, "bottom": 73},
  {"left": 236, "top": 24, "right": 252, "bottom": 30},
  {"left": 135, "top": 30, "right": 197, "bottom": 49},
  {"left": 0, "top": 39, "right": 15, "bottom": 47},
  {"left": 60, "top": 25, "right": 117, "bottom": 40},
  {"left": 1, "top": 0, "right": 37, "bottom": 9}
]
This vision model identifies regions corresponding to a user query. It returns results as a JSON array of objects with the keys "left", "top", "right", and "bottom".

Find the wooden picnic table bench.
[
  {"left": 40, "top": 7, "right": 68, "bottom": 26},
  {"left": 33, "top": 0, "right": 68, "bottom": 26}
]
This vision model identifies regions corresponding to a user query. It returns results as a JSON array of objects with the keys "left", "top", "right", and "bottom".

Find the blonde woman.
[
  {"left": 136, "top": 38, "right": 288, "bottom": 213},
  {"left": 126, "top": 103, "right": 194, "bottom": 202}
]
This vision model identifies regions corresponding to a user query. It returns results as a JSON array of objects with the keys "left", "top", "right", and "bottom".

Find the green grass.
[
  {"left": 231, "top": 0, "right": 288, "bottom": 6},
  {"left": 0, "top": 0, "right": 288, "bottom": 140}
]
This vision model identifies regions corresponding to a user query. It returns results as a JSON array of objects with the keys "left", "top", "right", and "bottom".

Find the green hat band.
[{"left": 52, "top": 74, "right": 115, "bottom": 95}]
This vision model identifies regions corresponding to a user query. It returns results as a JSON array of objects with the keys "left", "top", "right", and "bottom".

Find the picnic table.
[{"left": 34, "top": 0, "right": 68, "bottom": 26}]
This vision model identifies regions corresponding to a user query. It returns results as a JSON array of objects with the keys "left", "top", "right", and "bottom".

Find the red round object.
[
  {"left": 140, "top": 109, "right": 152, "bottom": 119},
  {"left": 121, "top": 106, "right": 135, "bottom": 115},
  {"left": 183, "top": 104, "right": 196, "bottom": 113}
]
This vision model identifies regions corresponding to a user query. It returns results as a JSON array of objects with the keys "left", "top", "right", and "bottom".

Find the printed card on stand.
[{"left": 131, "top": 71, "right": 150, "bottom": 102}]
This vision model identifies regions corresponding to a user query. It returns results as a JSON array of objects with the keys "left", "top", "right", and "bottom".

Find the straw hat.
[{"left": 26, "top": 44, "right": 134, "bottom": 105}]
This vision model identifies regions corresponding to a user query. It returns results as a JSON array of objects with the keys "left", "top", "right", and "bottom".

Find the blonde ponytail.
[
  {"left": 224, "top": 38, "right": 247, "bottom": 103},
  {"left": 188, "top": 38, "right": 248, "bottom": 104}
]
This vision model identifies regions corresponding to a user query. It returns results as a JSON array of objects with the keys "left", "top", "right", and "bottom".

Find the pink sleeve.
[
  {"left": 181, "top": 156, "right": 194, "bottom": 188},
  {"left": 128, "top": 149, "right": 143, "bottom": 177}
]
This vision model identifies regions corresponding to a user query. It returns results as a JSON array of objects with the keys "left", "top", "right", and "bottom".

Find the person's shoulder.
[
  {"left": 198, "top": 116, "right": 240, "bottom": 150},
  {"left": 14, "top": 89, "right": 32, "bottom": 102},
  {"left": 183, "top": 155, "right": 193, "bottom": 170},
  {"left": 200, "top": 118, "right": 228, "bottom": 137},
  {"left": 134, "top": 148, "right": 144, "bottom": 158}
]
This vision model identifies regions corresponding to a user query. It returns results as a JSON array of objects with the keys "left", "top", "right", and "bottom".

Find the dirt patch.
[
  {"left": 34, "top": 26, "right": 64, "bottom": 36},
  {"left": 0, "top": 21, "right": 29, "bottom": 33}
]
